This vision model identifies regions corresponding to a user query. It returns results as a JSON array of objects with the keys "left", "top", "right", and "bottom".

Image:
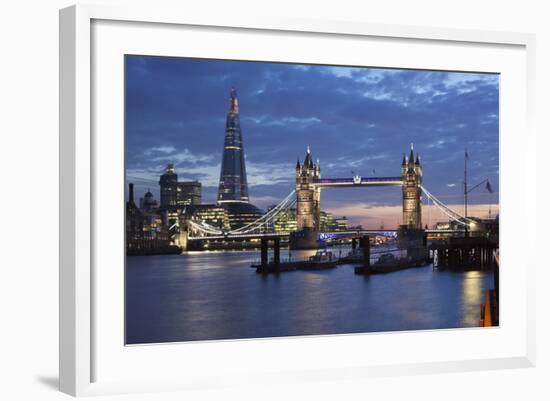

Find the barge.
[
  {"left": 355, "top": 253, "right": 430, "bottom": 274},
  {"left": 253, "top": 250, "right": 337, "bottom": 274}
]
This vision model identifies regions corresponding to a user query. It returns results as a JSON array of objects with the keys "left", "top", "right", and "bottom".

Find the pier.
[
  {"left": 430, "top": 237, "right": 498, "bottom": 270},
  {"left": 254, "top": 231, "right": 431, "bottom": 275},
  {"left": 355, "top": 230, "right": 431, "bottom": 275},
  {"left": 254, "top": 236, "right": 338, "bottom": 274}
]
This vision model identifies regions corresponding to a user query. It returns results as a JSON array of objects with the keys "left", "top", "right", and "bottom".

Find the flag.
[
  {"left": 486, "top": 181, "right": 493, "bottom": 193},
  {"left": 465, "top": 150, "right": 469, "bottom": 160},
  {"left": 372, "top": 169, "right": 376, "bottom": 175}
]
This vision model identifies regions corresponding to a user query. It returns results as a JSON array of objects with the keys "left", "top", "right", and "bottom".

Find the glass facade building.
[
  {"left": 216, "top": 88, "right": 262, "bottom": 229},
  {"left": 217, "top": 88, "right": 249, "bottom": 204},
  {"left": 185, "top": 205, "right": 230, "bottom": 231},
  {"left": 271, "top": 207, "right": 297, "bottom": 233},
  {"left": 159, "top": 164, "right": 178, "bottom": 207},
  {"left": 177, "top": 181, "right": 201, "bottom": 206}
]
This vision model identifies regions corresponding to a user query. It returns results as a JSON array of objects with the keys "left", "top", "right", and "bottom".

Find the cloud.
[
  {"left": 248, "top": 195, "right": 285, "bottom": 206},
  {"left": 336, "top": 153, "right": 389, "bottom": 169},
  {"left": 246, "top": 161, "right": 294, "bottom": 186},
  {"left": 324, "top": 67, "right": 355, "bottom": 78},
  {"left": 177, "top": 164, "right": 221, "bottom": 187},
  {"left": 242, "top": 115, "right": 322, "bottom": 128},
  {"left": 148, "top": 145, "right": 176, "bottom": 154},
  {"left": 443, "top": 73, "right": 498, "bottom": 92},
  {"left": 151, "top": 148, "right": 215, "bottom": 164},
  {"left": 428, "top": 140, "right": 448, "bottom": 149}
]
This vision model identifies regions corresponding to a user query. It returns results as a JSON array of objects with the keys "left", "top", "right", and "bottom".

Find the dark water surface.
[{"left": 126, "top": 249, "right": 494, "bottom": 344}]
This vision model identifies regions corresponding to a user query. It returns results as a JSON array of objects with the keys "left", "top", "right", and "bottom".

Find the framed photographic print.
[{"left": 60, "top": 4, "right": 536, "bottom": 396}]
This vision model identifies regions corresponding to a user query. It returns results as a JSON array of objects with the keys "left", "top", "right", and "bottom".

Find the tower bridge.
[
  {"left": 174, "top": 144, "right": 474, "bottom": 251},
  {"left": 292, "top": 144, "right": 422, "bottom": 248}
]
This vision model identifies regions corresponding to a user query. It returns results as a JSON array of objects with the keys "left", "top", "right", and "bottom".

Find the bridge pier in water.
[
  {"left": 258, "top": 237, "right": 282, "bottom": 273},
  {"left": 273, "top": 238, "right": 281, "bottom": 266},
  {"left": 362, "top": 236, "right": 370, "bottom": 267},
  {"left": 353, "top": 235, "right": 371, "bottom": 275},
  {"left": 289, "top": 229, "right": 320, "bottom": 250},
  {"left": 260, "top": 238, "right": 268, "bottom": 267}
]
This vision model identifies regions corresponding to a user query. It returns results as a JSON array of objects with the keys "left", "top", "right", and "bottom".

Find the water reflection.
[
  {"left": 461, "top": 271, "right": 484, "bottom": 327},
  {"left": 126, "top": 249, "right": 494, "bottom": 344}
]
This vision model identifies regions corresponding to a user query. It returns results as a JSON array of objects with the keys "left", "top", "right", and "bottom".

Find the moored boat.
[
  {"left": 252, "top": 250, "right": 337, "bottom": 273},
  {"left": 356, "top": 253, "right": 429, "bottom": 274}
]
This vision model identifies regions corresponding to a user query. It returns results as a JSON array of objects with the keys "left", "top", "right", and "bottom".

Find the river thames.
[{"left": 126, "top": 247, "right": 494, "bottom": 344}]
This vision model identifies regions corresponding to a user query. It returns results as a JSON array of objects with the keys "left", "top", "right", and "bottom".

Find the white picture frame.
[{"left": 59, "top": 4, "right": 536, "bottom": 397}]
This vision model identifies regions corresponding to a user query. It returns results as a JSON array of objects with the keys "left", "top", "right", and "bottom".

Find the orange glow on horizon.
[{"left": 324, "top": 203, "right": 499, "bottom": 229}]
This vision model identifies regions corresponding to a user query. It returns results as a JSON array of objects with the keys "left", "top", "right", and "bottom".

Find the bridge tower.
[
  {"left": 174, "top": 213, "right": 190, "bottom": 251},
  {"left": 176, "top": 226, "right": 188, "bottom": 252},
  {"left": 401, "top": 144, "right": 423, "bottom": 229},
  {"left": 295, "top": 146, "right": 321, "bottom": 231}
]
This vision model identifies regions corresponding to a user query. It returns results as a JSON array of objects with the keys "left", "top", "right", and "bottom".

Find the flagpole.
[{"left": 464, "top": 149, "right": 468, "bottom": 237}]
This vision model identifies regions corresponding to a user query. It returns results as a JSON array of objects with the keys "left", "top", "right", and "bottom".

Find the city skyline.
[{"left": 126, "top": 56, "right": 499, "bottom": 228}]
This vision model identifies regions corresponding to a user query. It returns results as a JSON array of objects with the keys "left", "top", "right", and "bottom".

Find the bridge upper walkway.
[{"left": 313, "top": 177, "right": 403, "bottom": 188}]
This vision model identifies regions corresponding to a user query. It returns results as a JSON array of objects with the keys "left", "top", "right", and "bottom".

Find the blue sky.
[{"left": 126, "top": 56, "right": 499, "bottom": 228}]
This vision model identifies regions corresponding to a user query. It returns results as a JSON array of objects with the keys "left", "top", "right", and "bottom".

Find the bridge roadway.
[
  {"left": 187, "top": 229, "right": 462, "bottom": 241},
  {"left": 312, "top": 177, "right": 403, "bottom": 188}
]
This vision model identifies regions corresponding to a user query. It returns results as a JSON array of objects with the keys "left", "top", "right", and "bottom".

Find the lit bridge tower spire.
[
  {"left": 291, "top": 145, "right": 322, "bottom": 249},
  {"left": 295, "top": 145, "right": 321, "bottom": 231},
  {"left": 217, "top": 87, "right": 250, "bottom": 204},
  {"left": 401, "top": 143, "right": 423, "bottom": 229}
]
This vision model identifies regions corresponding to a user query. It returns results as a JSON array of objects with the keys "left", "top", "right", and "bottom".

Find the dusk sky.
[{"left": 125, "top": 55, "right": 499, "bottom": 228}]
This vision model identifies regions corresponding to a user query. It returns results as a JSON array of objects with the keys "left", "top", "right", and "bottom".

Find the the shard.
[
  {"left": 217, "top": 88, "right": 250, "bottom": 204},
  {"left": 216, "top": 88, "right": 262, "bottom": 229}
]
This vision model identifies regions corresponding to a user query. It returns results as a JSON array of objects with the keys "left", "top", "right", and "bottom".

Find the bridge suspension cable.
[
  {"left": 420, "top": 185, "right": 476, "bottom": 226},
  {"left": 184, "top": 190, "right": 297, "bottom": 237},
  {"left": 228, "top": 190, "right": 296, "bottom": 234},
  {"left": 185, "top": 186, "right": 475, "bottom": 237},
  {"left": 187, "top": 219, "right": 223, "bottom": 235}
]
